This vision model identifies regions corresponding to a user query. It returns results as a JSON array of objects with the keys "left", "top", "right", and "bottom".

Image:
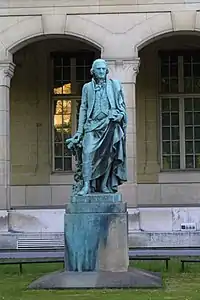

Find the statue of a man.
[{"left": 67, "top": 59, "right": 127, "bottom": 196}]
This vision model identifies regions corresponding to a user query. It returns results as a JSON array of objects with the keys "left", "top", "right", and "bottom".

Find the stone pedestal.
[
  {"left": 64, "top": 193, "right": 129, "bottom": 272},
  {"left": 29, "top": 193, "right": 162, "bottom": 289}
]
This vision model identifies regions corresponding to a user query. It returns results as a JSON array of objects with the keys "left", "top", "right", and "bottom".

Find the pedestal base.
[
  {"left": 28, "top": 268, "right": 162, "bottom": 289},
  {"left": 64, "top": 193, "right": 129, "bottom": 272}
]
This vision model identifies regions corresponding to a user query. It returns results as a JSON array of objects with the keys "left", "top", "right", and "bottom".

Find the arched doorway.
[
  {"left": 10, "top": 36, "right": 101, "bottom": 208},
  {"left": 136, "top": 33, "right": 200, "bottom": 209}
]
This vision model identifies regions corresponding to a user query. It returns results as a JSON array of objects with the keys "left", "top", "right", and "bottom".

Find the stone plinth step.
[{"left": 29, "top": 268, "right": 162, "bottom": 289}]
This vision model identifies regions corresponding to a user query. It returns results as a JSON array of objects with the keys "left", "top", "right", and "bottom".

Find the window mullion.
[
  {"left": 71, "top": 57, "right": 76, "bottom": 95},
  {"left": 61, "top": 57, "right": 64, "bottom": 171},
  {"left": 179, "top": 97, "right": 185, "bottom": 169},
  {"left": 179, "top": 56, "right": 185, "bottom": 169},
  {"left": 178, "top": 56, "right": 184, "bottom": 93},
  {"left": 52, "top": 99, "right": 55, "bottom": 172},
  {"left": 160, "top": 97, "right": 163, "bottom": 169}
]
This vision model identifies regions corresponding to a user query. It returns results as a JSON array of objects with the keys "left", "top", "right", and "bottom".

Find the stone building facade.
[{"left": 0, "top": 1, "right": 200, "bottom": 248}]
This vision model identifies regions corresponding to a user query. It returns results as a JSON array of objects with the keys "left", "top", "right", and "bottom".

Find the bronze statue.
[{"left": 66, "top": 59, "right": 127, "bottom": 195}]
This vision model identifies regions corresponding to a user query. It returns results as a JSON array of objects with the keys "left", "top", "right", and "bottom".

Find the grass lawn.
[{"left": 0, "top": 258, "right": 200, "bottom": 300}]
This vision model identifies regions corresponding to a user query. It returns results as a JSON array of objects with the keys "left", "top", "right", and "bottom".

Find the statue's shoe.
[
  {"left": 101, "top": 186, "right": 111, "bottom": 194},
  {"left": 77, "top": 186, "right": 90, "bottom": 196}
]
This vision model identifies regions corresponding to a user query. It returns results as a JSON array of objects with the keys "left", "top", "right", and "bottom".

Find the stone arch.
[
  {"left": 0, "top": 14, "right": 110, "bottom": 59},
  {"left": 125, "top": 11, "right": 200, "bottom": 55}
]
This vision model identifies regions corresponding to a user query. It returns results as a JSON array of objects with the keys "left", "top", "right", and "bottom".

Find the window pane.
[
  {"left": 54, "top": 67, "right": 62, "bottom": 81},
  {"left": 192, "top": 53, "right": 200, "bottom": 63},
  {"left": 63, "top": 115, "right": 72, "bottom": 128},
  {"left": 185, "top": 127, "right": 193, "bottom": 139},
  {"left": 55, "top": 158, "right": 63, "bottom": 171},
  {"left": 195, "top": 155, "right": 200, "bottom": 168},
  {"left": 54, "top": 128, "right": 62, "bottom": 142},
  {"left": 184, "top": 98, "right": 193, "bottom": 111},
  {"left": 64, "top": 144, "right": 71, "bottom": 156},
  {"left": 194, "top": 78, "right": 200, "bottom": 92},
  {"left": 184, "top": 78, "right": 193, "bottom": 93},
  {"left": 84, "top": 66, "right": 91, "bottom": 80},
  {"left": 55, "top": 143, "right": 63, "bottom": 156},
  {"left": 76, "top": 67, "right": 85, "bottom": 81},
  {"left": 186, "top": 155, "right": 194, "bottom": 168},
  {"left": 194, "top": 98, "right": 200, "bottom": 111},
  {"left": 163, "top": 156, "right": 171, "bottom": 169},
  {"left": 185, "top": 112, "right": 193, "bottom": 125},
  {"left": 171, "top": 113, "right": 179, "bottom": 126},
  {"left": 183, "top": 53, "right": 192, "bottom": 63},
  {"left": 161, "top": 65, "right": 169, "bottom": 77},
  {"left": 161, "top": 78, "right": 169, "bottom": 93},
  {"left": 171, "top": 99, "right": 179, "bottom": 111},
  {"left": 64, "top": 158, "right": 72, "bottom": 171},
  {"left": 193, "top": 64, "right": 200, "bottom": 77},
  {"left": 184, "top": 64, "right": 191, "bottom": 77},
  {"left": 63, "top": 129, "right": 72, "bottom": 141},
  {"left": 171, "top": 127, "right": 179, "bottom": 140},
  {"left": 162, "top": 113, "right": 170, "bottom": 126},
  {"left": 63, "top": 67, "right": 70, "bottom": 81},
  {"left": 54, "top": 100, "right": 62, "bottom": 115},
  {"left": 194, "top": 112, "right": 200, "bottom": 125},
  {"left": 170, "top": 79, "right": 178, "bottom": 92},
  {"left": 172, "top": 141, "right": 180, "bottom": 154},
  {"left": 75, "top": 82, "right": 85, "bottom": 96},
  {"left": 162, "top": 98, "right": 170, "bottom": 111},
  {"left": 162, "top": 141, "right": 170, "bottom": 154},
  {"left": 172, "top": 155, "right": 180, "bottom": 169},
  {"left": 170, "top": 64, "right": 178, "bottom": 77},
  {"left": 185, "top": 141, "right": 193, "bottom": 154},
  {"left": 53, "top": 82, "right": 63, "bottom": 95},
  {"left": 162, "top": 127, "right": 170, "bottom": 140},
  {"left": 194, "top": 127, "right": 200, "bottom": 139},
  {"left": 63, "top": 100, "right": 72, "bottom": 115},
  {"left": 195, "top": 141, "right": 200, "bottom": 153}
]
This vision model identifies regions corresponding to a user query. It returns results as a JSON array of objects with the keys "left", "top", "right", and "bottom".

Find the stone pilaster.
[
  {"left": 105, "top": 58, "right": 140, "bottom": 206},
  {"left": 0, "top": 61, "right": 15, "bottom": 209}
]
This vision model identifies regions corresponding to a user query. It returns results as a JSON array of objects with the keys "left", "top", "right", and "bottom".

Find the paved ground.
[{"left": 0, "top": 248, "right": 200, "bottom": 259}]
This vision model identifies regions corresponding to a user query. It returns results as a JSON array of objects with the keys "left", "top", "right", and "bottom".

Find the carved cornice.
[
  {"left": 105, "top": 58, "right": 140, "bottom": 84},
  {"left": 0, "top": 61, "right": 15, "bottom": 87}
]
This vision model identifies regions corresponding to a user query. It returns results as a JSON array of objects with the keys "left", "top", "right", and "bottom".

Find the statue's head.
[{"left": 90, "top": 59, "right": 108, "bottom": 80}]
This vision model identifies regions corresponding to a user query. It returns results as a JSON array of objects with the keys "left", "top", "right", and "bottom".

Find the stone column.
[
  {"left": 105, "top": 58, "right": 140, "bottom": 206},
  {"left": 0, "top": 61, "right": 15, "bottom": 209}
]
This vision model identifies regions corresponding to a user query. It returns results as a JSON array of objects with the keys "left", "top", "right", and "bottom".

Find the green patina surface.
[
  {"left": 64, "top": 194, "right": 127, "bottom": 272},
  {"left": 66, "top": 59, "right": 127, "bottom": 196}
]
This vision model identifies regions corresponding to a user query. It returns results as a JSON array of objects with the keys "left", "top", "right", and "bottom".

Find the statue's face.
[{"left": 93, "top": 61, "right": 107, "bottom": 80}]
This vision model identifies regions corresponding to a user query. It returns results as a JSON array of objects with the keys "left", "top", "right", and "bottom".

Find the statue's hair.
[{"left": 90, "top": 59, "right": 109, "bottom": 75}]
